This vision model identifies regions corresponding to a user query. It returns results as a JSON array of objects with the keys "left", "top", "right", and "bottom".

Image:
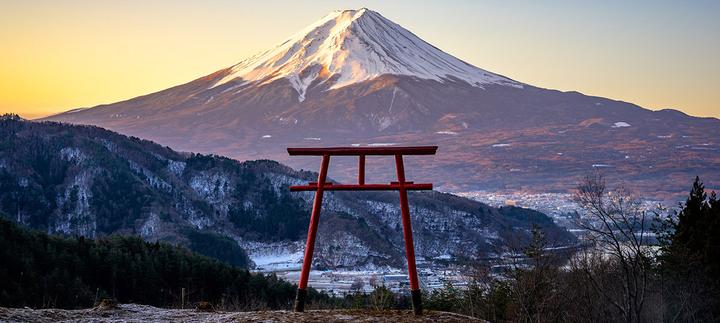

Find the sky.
[{"left": 1, "top": 0, "right": 718, "bottom": 119}]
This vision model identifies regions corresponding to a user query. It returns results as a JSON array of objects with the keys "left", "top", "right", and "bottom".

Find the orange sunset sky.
[{"left": 1, "top": 0, "right": 718, "bottom": 119}]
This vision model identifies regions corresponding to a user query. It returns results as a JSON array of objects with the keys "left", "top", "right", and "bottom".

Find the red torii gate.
[{"left": 288, "top": 146, "right": 437, "bottom": 316}]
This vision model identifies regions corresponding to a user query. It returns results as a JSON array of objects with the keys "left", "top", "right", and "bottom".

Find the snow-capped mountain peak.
[{"left": 212, "top": 8, "right": 521, "bottom": 101}]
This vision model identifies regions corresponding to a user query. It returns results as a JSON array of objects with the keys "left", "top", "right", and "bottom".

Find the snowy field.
[
  {"left": 248, "top": 249, "right": 468, "bottom": 295},
  {"left": 455, "top": 191, "right": 578, "bottom": 219}
]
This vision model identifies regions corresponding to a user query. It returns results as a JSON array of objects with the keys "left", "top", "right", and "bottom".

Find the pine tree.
[
  {"left": 658, "top": 176, "right": 720, "bottom": 321},
  {"left": 673, "top": 177, "right": 708, "bottom": 252},
  {"left": 663, "top": 176, "right": 719, "bottom": 275}
]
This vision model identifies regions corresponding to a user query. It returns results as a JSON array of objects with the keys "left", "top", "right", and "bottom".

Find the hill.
[
  {"left": 0, "top": 217, "right": 309, "bottom": 309},
  {"left": 0, "top": 116, "right": 574, "bottom": 269}
]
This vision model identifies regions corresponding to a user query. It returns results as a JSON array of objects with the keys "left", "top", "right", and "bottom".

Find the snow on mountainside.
[{"left": 212, "top": 8, "right": 521, "bottom": 101}]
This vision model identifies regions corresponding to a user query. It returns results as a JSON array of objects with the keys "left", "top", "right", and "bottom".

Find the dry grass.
[{"left": 0, "top": 304, "right": 483, "bottom": 322}]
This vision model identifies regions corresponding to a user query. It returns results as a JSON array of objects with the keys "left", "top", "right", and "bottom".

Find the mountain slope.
[
  {"left": 43, "top": 8, "right": 720, "bottom": 199},
  {"left": 0, "top": 116, "right": 574, "bottom": 269},
  {"left": 210, "top": 8, "right": 520, "bottom": 101}
]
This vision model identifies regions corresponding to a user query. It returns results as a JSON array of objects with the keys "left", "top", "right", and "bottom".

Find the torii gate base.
[{"left": 288, "top": 146, "right": 437, "bottom": 316}]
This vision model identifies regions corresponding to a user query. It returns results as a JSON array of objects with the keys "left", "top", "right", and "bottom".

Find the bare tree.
[
  {"left": 369, "top": 285, "right": 394, "bottom": 310},
  {"left": 350, "top": 278, "right": 365, "bottom": 293},
  {"left": 505, "top": 225, "right": 567, "bottom": 323},
  {"left": 572, "top": 172, "right": 654, "bottom": 323}
]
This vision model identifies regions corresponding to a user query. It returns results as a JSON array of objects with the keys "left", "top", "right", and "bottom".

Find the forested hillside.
[
  {"left": 0, "top": 115, "right": 574, "bottom": 269},
  {"left": 0, "top": 217, "right": 326, "bottom": 309}
]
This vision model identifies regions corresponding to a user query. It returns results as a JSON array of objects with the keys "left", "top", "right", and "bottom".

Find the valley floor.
[{"left": 0, "top": 304, "right": 481, "bottom": 323}]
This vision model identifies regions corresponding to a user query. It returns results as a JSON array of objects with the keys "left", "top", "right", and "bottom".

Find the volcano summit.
[{"left": 210, "top": 8, "right": 521, "bottom": 101}]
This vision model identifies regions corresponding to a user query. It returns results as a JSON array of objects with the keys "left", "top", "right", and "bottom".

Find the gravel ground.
[{"left": 0, "top": 304, "right": 482, "bottom": 322}]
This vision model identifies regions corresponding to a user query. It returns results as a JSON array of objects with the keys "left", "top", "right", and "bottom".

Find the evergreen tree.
[
  {"left": 658, "top": 176, "right": 720, "bottom": 321},
  {"left": 661, "top": 177, "right": 720, "bottom": 277},
  {"left": 0, "top": 218, "right": 325, "bottom": 310}
]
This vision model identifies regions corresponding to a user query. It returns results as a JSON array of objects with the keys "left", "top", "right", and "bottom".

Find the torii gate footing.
[{"left": 288, "top": 146, "right": 437, "bottom": 316}]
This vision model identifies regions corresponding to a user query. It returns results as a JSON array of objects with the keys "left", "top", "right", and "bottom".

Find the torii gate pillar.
[{"left": 288, "top": 146, "right": 437, "bottom": 316}]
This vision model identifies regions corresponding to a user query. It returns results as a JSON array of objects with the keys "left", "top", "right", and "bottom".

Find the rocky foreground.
[{"left": 0, "top": 304, "right": 481, "bottom": 322}]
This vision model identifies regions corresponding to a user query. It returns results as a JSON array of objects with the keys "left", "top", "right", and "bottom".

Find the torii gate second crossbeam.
[{"left": 288, "top": 146, "right": 437, "bottom": 316}]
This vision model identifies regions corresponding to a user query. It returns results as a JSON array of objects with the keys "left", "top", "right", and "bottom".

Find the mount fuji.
[
  {"left": 210, "top": 8, "right": 521, "bottom": 101},
  {"left": 44, "top": 8, "right": 720, "bottom": 199}
]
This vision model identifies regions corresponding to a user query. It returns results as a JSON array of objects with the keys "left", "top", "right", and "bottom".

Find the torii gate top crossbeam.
[
  {"left": 287, "top": 146, "right": 437, "bottom": 192},
  {"left": 287, "top": 146, "right": 437, "bottom": 156}
]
